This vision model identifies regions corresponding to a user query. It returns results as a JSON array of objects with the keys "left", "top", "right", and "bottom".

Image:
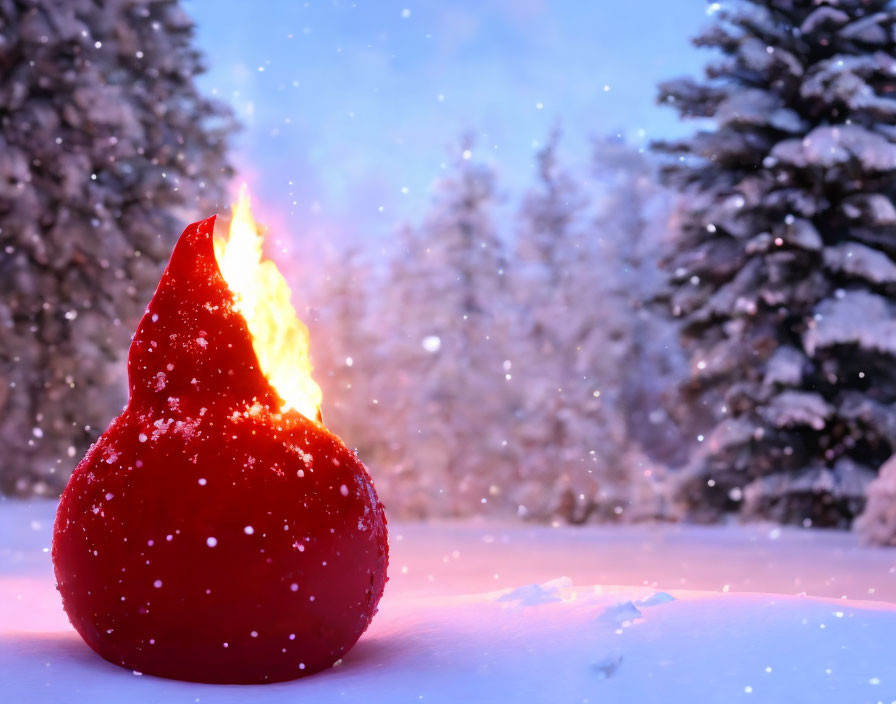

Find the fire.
[{"left": 214, "top": 184, "right": 323, "bottom": 422}]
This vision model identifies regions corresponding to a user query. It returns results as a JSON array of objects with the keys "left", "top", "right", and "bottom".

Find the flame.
[{"left": 214, "top": 184, "right": 323, "bottom": 422}]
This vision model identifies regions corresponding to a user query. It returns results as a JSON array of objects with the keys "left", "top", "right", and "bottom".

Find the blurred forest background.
[{"left": 5, "top": 0, "right": 896, "bottom": 544}]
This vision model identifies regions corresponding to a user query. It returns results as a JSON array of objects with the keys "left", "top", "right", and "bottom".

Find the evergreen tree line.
[
  {"left": 309, "top": 0, "right": 896, "bottom": 543},
  {"left": 8, "top": 0, "right": 896, "bottom": 544},
  {"left": 307, "top": 134, "right": 687, "bottom": 524}
]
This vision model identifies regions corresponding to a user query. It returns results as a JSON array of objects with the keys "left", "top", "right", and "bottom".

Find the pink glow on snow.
[{"left": 3, "top": 502, "right": 896, "bottom": 702}]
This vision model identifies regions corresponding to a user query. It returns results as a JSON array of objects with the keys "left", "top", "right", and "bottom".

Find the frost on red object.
[{"left": 52, "top": 216, "right": 388, "bottom": 684}]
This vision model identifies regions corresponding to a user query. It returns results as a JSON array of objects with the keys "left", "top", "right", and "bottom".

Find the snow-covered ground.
[{"left": 3, "top": 499, "right": 896, "bottom": 703}]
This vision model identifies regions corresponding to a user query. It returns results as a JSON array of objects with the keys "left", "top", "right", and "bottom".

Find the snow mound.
[
  {"left": 598, "top": 600, "right": 644, "bottom": 625},
  {"left": 636, "top": 591, "right": 676, "bottom": 607},
  {"left": 497, "top": 576, "right": 572, "bottom": 606}
]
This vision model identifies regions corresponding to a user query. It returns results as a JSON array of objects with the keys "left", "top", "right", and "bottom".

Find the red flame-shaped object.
[{"left": 52, "top": 216, "right": 388, "bottom": 684}]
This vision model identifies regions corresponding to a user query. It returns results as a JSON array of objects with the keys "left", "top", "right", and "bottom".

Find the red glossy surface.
[{"left": 52, "top": 216, "right": 388, "bottom": 684}]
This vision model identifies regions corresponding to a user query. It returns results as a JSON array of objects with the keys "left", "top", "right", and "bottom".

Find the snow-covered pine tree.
[
  {"left": 509, "top": 131, "right": 632, "bottom": 522},
  {"left": 372, "top": 138, "right": 514, "bottom": 518},
  {"left": 589, "top": 136, "right": 688, "bottom": 472},
  {"left": 654, "top": 0, "right": 896, "bottom": 527},
  {"left": 0, "top": 0, "right": 233, "bottom": 496},
  {"left": 508, "top": 132, "right": 683, "bottom": 523},
  {"left": 307, "top": 248, "right": 380, "bottom": 459}
]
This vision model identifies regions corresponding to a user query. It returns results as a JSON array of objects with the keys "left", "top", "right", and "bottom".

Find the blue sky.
[{"left": 184, "top": 0, "right": 709, "bottom": 250}]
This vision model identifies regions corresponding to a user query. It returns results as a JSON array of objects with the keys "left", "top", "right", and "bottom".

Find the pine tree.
[
  {"left": 506, "top": 131, "right": 682, "bottom": 523},
  {"left": 0, "top": 0, "right": 234, "bottom": 496},
  {"left": 307, "top": 248, "right": 380, "bottom": 458},
  {"left": 655, "top": 0, "right": 896, "bottom": 527},
  {"left": 372, "top": 138, "right": 514, "bottom": 518},
  {"left": 509, "top": 131, "right": 633, "bottom": 522},
  {"left": 590, "top": 136, "right": 688, "bottom": 470}
]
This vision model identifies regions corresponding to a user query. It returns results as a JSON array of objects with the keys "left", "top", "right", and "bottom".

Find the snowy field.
[{"left": 3, "top": 500, "right": 896, "bottom": 703}]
